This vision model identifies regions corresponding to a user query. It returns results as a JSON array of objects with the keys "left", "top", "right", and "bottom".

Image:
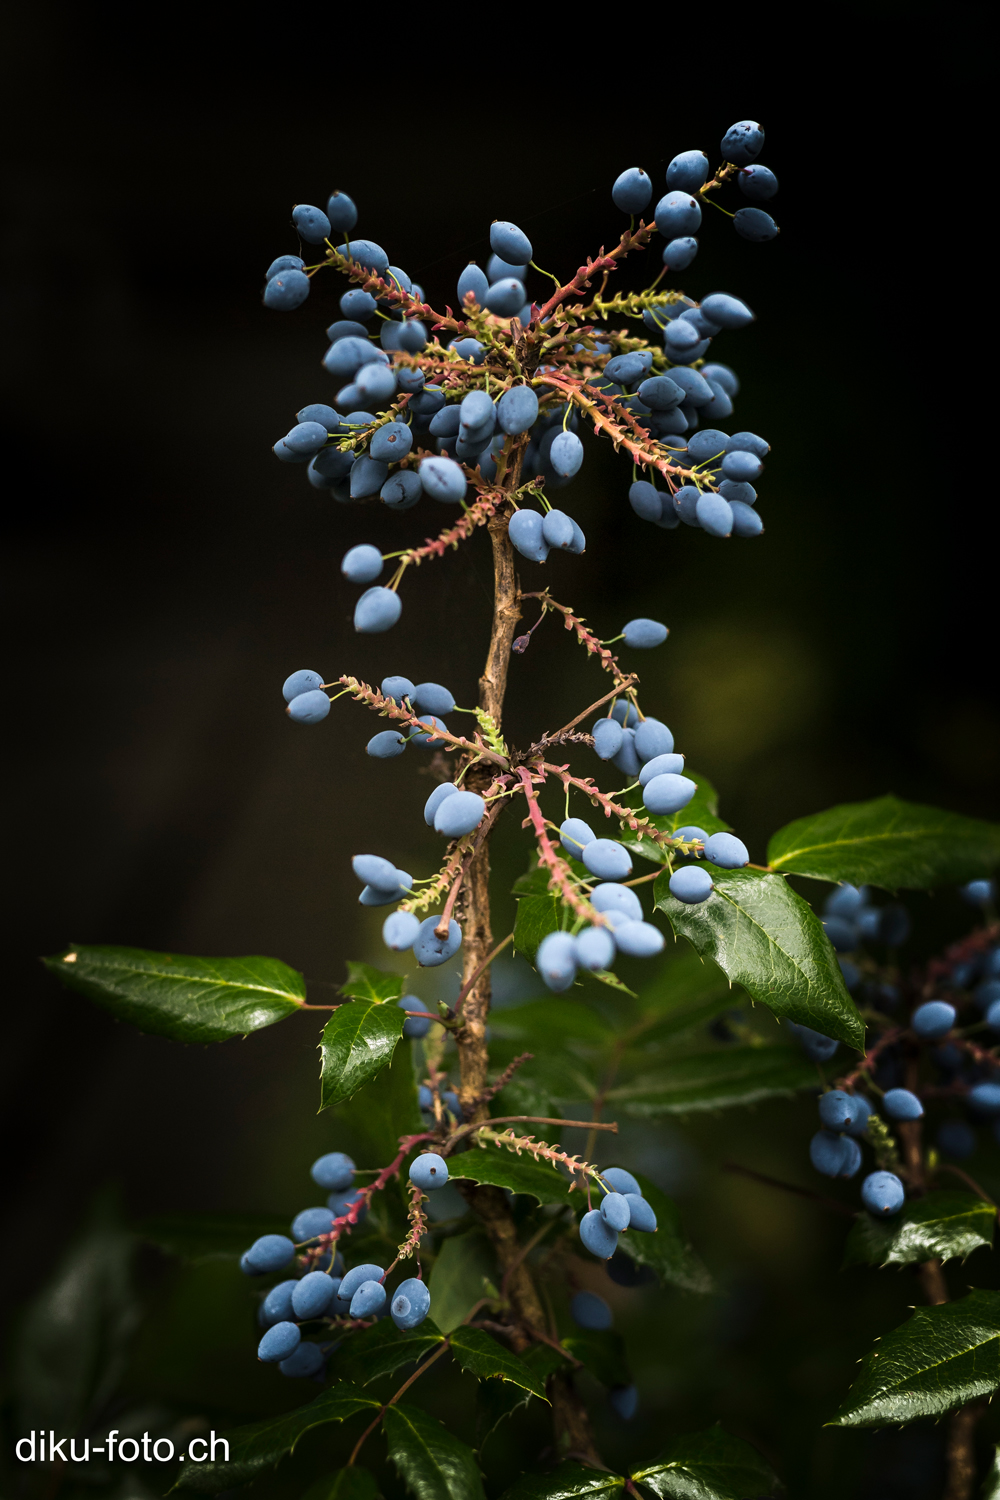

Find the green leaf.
[
  {"left": 654, "top": 868, "right": 865, "bottom": 1051},
  {"left": 500, "top": 1462, "right": 624, "bottom": 1500},
  {"left": 631, "top": 1426, "right": 778, "bottom": 1499},
  {"left": 330, "top": 1040, "right": 423, "bottom": 1172},
  {"left": 173, "top": 1383, "right": 378, "bottom": 1493},
  {"left": 384, "top": 1401, "right": 486, "bottom": 1500},
  {"left": 512, "top": 862, "right": 554, "bottom": 898},
  {"left": 843, "top": 1191, "right": 996, "bottom": 1270},
  {"left": 490, "top": 998, "right": 613, "bottom": 1048},
  {"left": 14, "top": 1207, "right": 139, "bottom": 1436},
  {"left": 561, "top": 1329, "right": 630, "bottom": 1388},
  {"left": 427, "top": 1234, "right": 498, "bottom": 1334},
  {"left": 449, "top": 1147, "right": 573, "bottom": 1206},
  {"left": 607, "top": 1042, "right": 817, "bottom": 1115},
  {"left": 137, "top": 1213, "right": 288, "bottom": 1261},
  {"left": 301, "top": 1470, "right": 383, "bottom": 1500},
  {"left": 513, "top": 895, "right": 561, "bottom": 960},
  {"left": 340, "top": 961, "right": 406, "bottom": 1004},
  {"left": 476, "top": 1347, "right": 564, "bottom": 1448},
  {"left": 618, "top": 773, "right": 731, "bottom": 865},
  {"left": 618, "top": 1174, "right": 712, "bottom": 1293},
  {"left": 449, "top": 1327, "right": 549, "bottom": 1400},
  {"left": 319, "top": 998, "right": 406, "bottom": 1110},
  {"left": 829, "top": 1288, "right": 1000, "bottom": 1427},
  {"left": 767, "top": 794, "right": 1000, "bottom": 890},
  {"left": 982, "top": 1447, "right": 1000, "bottom": 1500},
  {"left": 42, "top": 945, "right": 304, "bottom": 1043},
  {"left": 327, "top": 1318, "right": 445, "bottom": 1385},
  {"left": 634, "top": 950, "right": 738, "bottom": 1043}
]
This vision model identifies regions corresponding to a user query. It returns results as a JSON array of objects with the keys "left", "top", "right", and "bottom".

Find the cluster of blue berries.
[
  {"left": 239, "top": 1146, "right": 453, "bottom": 1377},
  {"left": 348, "top": 854, "right": 463, "bottom": 969},
  {"left": 578, "top": 1168, "right": 657, "bottom": 1259}
]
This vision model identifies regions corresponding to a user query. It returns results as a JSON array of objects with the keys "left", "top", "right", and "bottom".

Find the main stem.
[{"left": 453, "top": 455, "right": 601, "bottom": 1464}]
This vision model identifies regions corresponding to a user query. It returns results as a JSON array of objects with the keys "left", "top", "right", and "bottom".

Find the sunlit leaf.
[{"left": 842, "top": 1191, "right": 995, "bottom": 1270}]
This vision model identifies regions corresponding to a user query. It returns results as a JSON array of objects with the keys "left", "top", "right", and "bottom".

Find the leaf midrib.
[
  {"left": 771, "top": 822, "right": 953, "bottom": 869},
  {"left": 864, "top": 1324, "right": 1000, "bottom": 1397},
  {"left": 71, "top": 952, "right": 301, "bottom": 1003},
  {"left": 712, "top": 882, "right": 834, "bottom": 1003}
]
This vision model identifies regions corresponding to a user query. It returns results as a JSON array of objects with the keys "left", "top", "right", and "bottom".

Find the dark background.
[{"left": 2, "top": 14, "right": 994, "bottom": 1498}]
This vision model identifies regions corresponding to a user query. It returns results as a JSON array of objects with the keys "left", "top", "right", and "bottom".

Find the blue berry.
[
  {"left": 576, "top": 925, "right": 616, "bottom": 972},
  {"left": 292, "top": 1270, "right": 337, "bottom": 1319},
  {"left": 703, "top": 832, "right": 749, "bottom": 868},
  {"left": 487, "top": 254, "right": 527, "bottom": 283},
  {"left": 662, "top": 237, "right": 699, "bottom": 270},
  {"left": 571, "top": 1291, "right": 612, "bottom": 1330},
  {"left": 734, "top": 208, "right": 779, "bottom": 242},
  {"left": 243, "top": 1234, "right": 295, "bottom": 1274},
  {"left": 912, "top": 1001, "right": 956, "bottom": 1040},
  {"left": 442, "top": 1090, "right": 462, "bottom": 1119},
  {"left": 609, "top": 1385, "right": 638, "bottom": 1421},
  {"left": 938, "top": 1121, "right": 977, "bottom": 1159},
  {"left": 340, "top": 289, "right": 376, "bottom": 320},
  {"left": 279, "top": 1343, "right": 325, "bottom": 1379},
  {"left": 292, "top": 1207, "right": 336, "bottom": 1242},
  {"left": 397, "top": 994, "right": 431, "bottom": 1038},
  {"left": 810, "top": 1131, "right": 859, "bottom": 1178},
  {"left": 675, "top": 826, "right": 708, "bottom": 848},
  {"left": 818, "top": 1090, "right": 856, "bottom": 1131},
  {"left": 654, "top": 191, "right": 702, "bottom": 238},
  {"left": 664, "top": 319, "right": 704, "bottom": 355},
  {"left": 508, "top": 510, "right": 549, "bottom": 562},
  {"left": 384, "top": 911, "right": 421, "bottom": 952},
  {"left": 381, "top": 471, "right": 422, "bottom": 509},
  {"left": 602, "top": 1168, "right": 642, "bottom": 1196},
  {"left": 326, "top": 191, "right": 358, "bottom": 231},
  {"left": 861, "top": 1171, "right": 905, "bottom": 1216},
  {"left": 666, "top": 150, "right": 709, "bottom": 192},
  {"left": 634, "top": 718, "right": 674, "bottom": 761},
  {"left": 355, "top": 362, "right": 397, "bottom": 404},
  {"left": 282, "top": 669, "right": 324, "bottom": 703},
  {"left": 669, "top": 867, "right": 713, "bottom": 907},
  {"left": 353, "top": 854, "right": 400, "bottom": 891},
  {"left": 624, "top": 1194, "right": 656, "bottom": 1232},
  {"left": 338, "top": 1264, "right": 385, "bottom": 1305},
  {"left": 267, "top": 255, "right": 305, "bottom": 280},
  {"left": 883, "top": 1088, "right": 923, "bottom": 1121},
  {"left": 369, "top": 423, "right": 412, "bottom": 463},
  {"left": 457, "top": 263, "right": 489, "bottom": 306},
  {"left": 497, "top": 386, "right": 539, "bottom": 435},
  {"left": 410, "top": 716, "right": 449, "bottom": 749},
  {"left": 612, "top": 167, "right": 653, "bottom": 213},
  {"left": 987, "top": 1000, "right": 1000, "bottom": 1031},
  {"left": 312, "top": 1152, "right": 355, "bottom": 1191},
  {"left": 542, "top": 510, "right": 574, "bottom": 549},
  {"left": 622, "top": 618, "right": 668, "bottom": 649},
  {"left": 367, "top": 730, "right": 406, "bottom": 759},
  {"left": 582, "top": 840, "right": 632, "bottom": 881},
  {"left": 968, "top": 1083, "right": 1000, "bottom": 1116},
  {"left": 721, "top": 451, "right": 762, "bottom": 482},
  {"left": 450, "top": 337, "right": 486, "bottom": 363},
  {"left": 490, "top": 221, "right": 532, "bottom": 265},
  {"left": 962, "top": 879, "right": 996, "bottom": 906},
  {"left": 720, "top": 121, "right": 764, "bottom": 166},
  {"left": 287, "top": 691, "right": 331, "bottom": 725},
  {"left": 420, "top": 456, "right": 467, "bottom": 504},
  {"left": 825, "top": 885, "right": 867, "bottom": 918},
  {"left": 701, "top": 363, "right": 740, "bottom": 397},
  {"left": 258, "top": 1322, "right": 301, "bottom": 1363},
  {"left": 637, "top": 375, "right": 685, "bottom": 410},
  {"left": 610, "top": 701, "right": 640, "bottom": 727},
  {"left": 560, "top": 818, "right": 596, "bottom": 857},
  {"left": 600, "top": 1192, "right": 631, "bottom": 1230},
  {"left": 261, "top": 1281, "right": 298, "bottom": 1325},
  {"left": 292, "top": 205, "right": 332, "bottom": 244},
  {"left": 612, "top": 728, "right": 641, "bottom": 777},
  {"left": 344, "top": 240, "right": 389, "bottom": 274},
  {"left": 785, "top": 1022, "right": 839, "bottom": 1062},
  {"left": 738, "top": 164, "right": 778, "bottom": 202},
  {"left": 391, "top": 1278, "right": 432, "bottom": 1330},
  {"left": 341, "top": 544, "right": 383, "bottom": 584},
  {"left": 592, "top": 718, "right": 624, "bottom": 760},
  {"left": 613, "top": 921, "right": 665, "bottom": 958},
  {"left": 430, "top": 407, "right": 461, "bottom": 438},
  {"left": 412, "top": 683, "right": 456, "bottom": 716},
  {"left": 550, "top": 432, "right": 584, "bottom": 477},
  {"left": 845, "top": 1096, "right": 874, "bottom": 1137},
  {"left": 537, "top": 931, "right": 579, "bottom": 993},
  {"left": 664, "top": 368, "right": 714, "bottom": 406},
  {"left": 410, "top": 1153, "right": 449, "bottom": 1191},
  {"left": 643, "top": 774, "right": 696, "bottom": 816},
  {"left": 579, "top": 1209, "right": 618, "bottom": 1259},
  {"left": 264, "top": 270, "right": 310, "bottom": 311},
  {"left": 591, "top": 885, "right": 642, "bottom": 923},
  {"left": 350, "top": 1280, "right": 387, "bottom": 1318},
  {"left": 414, "top": 917, "right": 462, "bottom": 967},
  {"left": 434, "top": 790, "right": 485, "bottom": 838},
  {"left": 486, "top": 278, "right": 527, "bottom": 317},
  {"left": 423, "top": 785, "right": 458, "bottom": 828},
  {"left": 326, "top": 321, "right": 373, "bottom": 344},
  {"left": 698, "top": 294, "right": 754, "bottom": 331},
  {"left": 328, "top": 1189, "right": 367, "bottom": 1223},
  {"left": 639, "top": 753, "right": 685, "bottom": 785},
  {"left": 730, "top": 502, "right": 763, "bottom": 538},
  {"left": 354, "top": 587, "right": 402, "bottom": 634}
]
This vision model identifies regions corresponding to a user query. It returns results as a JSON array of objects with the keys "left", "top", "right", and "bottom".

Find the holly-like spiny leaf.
[
  {"left": 43, "top": 945, "right": 304, "bottom": 1043},
  {"left": 449, "top": 1326, "right": 549, "bottom": 1400},
  {"left": 654, "top": 868, "right": 865, "bottom": 1050},
  {"left": 427, "top": 1234, "right": 499, "bottom": 1334},
  {"left": 631, "top": 1425, "right": 778, "bottom": 1499},
  {"left": 326, "top": 1317, "right": 445, "bottom": 1385},
  {"left": 340, "top": 961, "right": 406, "bottom": 1004},
  {"left": 319, "top": 998, "right": 406, "bottom": 1110},
  {"left": 384, "top": 1401, "right": 486, "bottom": 1500},
  {"left": 606, "top": 1041, "right": 817, "bottom": 1115},
  {"left": 173, "top": 1383, "right": 378, "bottom": 1493},
  {"left": 476, "top": 1347, "right": 565, "bottom": 1449},
  {"left": 842, "top": 1191, "right": 995, "bottom": 1270},
  {"left": 512, "top": 895, "right": 561, "bottom": 960},
  {"left": 448, "top": 1147, "right": 574, "bottom": 1206},
  {"left": 617, "top": 1173, "right": 712, "bottom": 1293},
  {"left": 499, "top": 1463, "right": 624, "bottom": 1500},
  {"left": 618, "top": 772, "right": 731, "bottom": 866},
  {"left": 829, "top": 1288, "right": 1000, "bottom": 1427},
  {"left": 768, "top": 794, "right": 1000, "bottom": 891}
]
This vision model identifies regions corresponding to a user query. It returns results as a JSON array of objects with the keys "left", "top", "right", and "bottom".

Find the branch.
[
  {"left": 518, "top": 593, "right": 634, "bottom": 689},
  {"left": 336, "top": 676, "right": 509, "bottom": 768},
  {"left": 535, "top": 222, "right": 659, "bottom": 324},
  {"left": 461, "top": 1050, "right": 535, "bottom": 1112},
  {"left": 311, "top": 1132, "right": 433, "bottom": 1256},
  {"left": 453, "top": 931, "right": 515, "bottom": 1018},
  {"left": 515, "top": 767, "right": 602, "bottom": 925},
  {"left": 538, "top": 762, "right": 681, "bottom": 853}
]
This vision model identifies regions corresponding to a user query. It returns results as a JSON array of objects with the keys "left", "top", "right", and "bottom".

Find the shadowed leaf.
[
  {"left": 631, "top": 1426, "right": 778, "bottom": 1499},
  {"left": 842, "top": 1191, "right": 995, "bottom": 1270},
  {"left": 384, "top": 1401, "right": 485, "bottom": 1500}
]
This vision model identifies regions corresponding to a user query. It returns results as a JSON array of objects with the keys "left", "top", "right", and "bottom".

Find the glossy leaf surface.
[
  {"left": 607, "top": 1042, "right": 817, "bottom": 1115},
  {"left": 43, "top": 945, "right": 304, "bottom": 1043},
  {"left": 654, "top": 869, "right": 865, "bottom": 1050},
  {"left": 449, "top": 1326, "right": 549, "bottom": 1399},
  {"left": 319, "top": 998, "right": 406, "bottom": 1109},
  {"left": 449, "top": 1148, "right": 574, "bottom": 1205},
  {"left": 500, "top": 1463, "right": 624, "bottom": 1500},
  {"left": 327, "top": 1318, "right": 444, "bottom": 1385},
  {"left": 632, "top": 1425, "right": 778, "bottom": 1499},
  {"left": 384, "top": 1401, "right": 486, "bottom": 1500},
  {"left": 843, "top": 1191, "right": 995, "bottom": 1270},
  {"left": 340, "top": 961, "right": 407, "bottom": 1004},
  {"left": 768, "top": 794, "right": 1000, "bottom": 890}
]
